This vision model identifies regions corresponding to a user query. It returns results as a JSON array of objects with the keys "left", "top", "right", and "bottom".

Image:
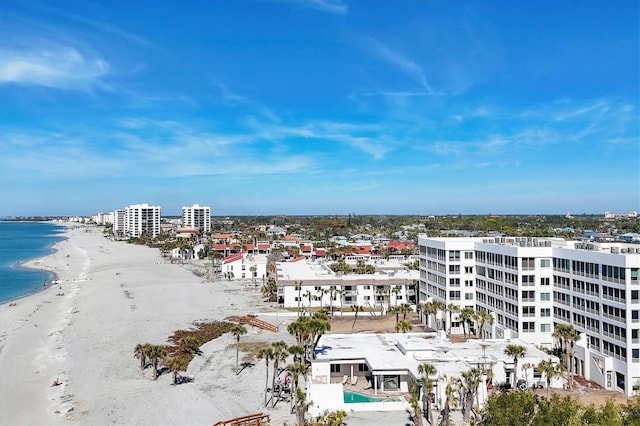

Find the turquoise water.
[
  {"left": 0, "top": 222, "right": 65, "bottom": 303},
  {"left": 343, "top": 390, "right": 400, "bottom": 403}
]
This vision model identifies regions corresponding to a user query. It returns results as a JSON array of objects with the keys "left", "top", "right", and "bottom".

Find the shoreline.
[
  {"left": 1, "top": 221, "right": 66, "bottom": 304},
  {"left": 0, "top": 224, "right": 297, "bottom": 425}
]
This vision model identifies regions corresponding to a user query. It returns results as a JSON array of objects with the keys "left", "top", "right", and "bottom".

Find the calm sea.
[{"left": 0, "top": 221, "right": 66, "bottom": 303}]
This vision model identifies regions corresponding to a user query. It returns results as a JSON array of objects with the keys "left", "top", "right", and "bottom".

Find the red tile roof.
[
  {"left": 246, "top": 244, "right": 255, "bottom": 250},
  {"left": 315, "top": 248, "right": 326, "bottom": 255},
  {"left": 302, "top": 245, "right": 312, "bottom": 252},
  {"left": 213, "top": 244, "right": 227, "bottom": 250},
  {"left": 223, "top": 253, "right": 243, "bottom": 264},
  {"left": 258, "top": 243, "right": 270, "bottom": 250},
  {"left": 290, "top": 256, "right": 306, "bottom": 262}
]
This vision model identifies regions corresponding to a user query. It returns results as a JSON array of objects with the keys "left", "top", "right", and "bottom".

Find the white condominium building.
[
  {"left": 181, "top": 204, "right": 211, "bottom": 232},
  {"left": 112, "top": 209, "right": 125, "bottom": 234},
  {"left": 124, "top": 203, "right": 161, "bottom": 238},
  {"left": 276, "top": 257, "right": 418, "bottom": 313},
  {"left": 418, "top": 236, "right": 640, "bottom": 396}
]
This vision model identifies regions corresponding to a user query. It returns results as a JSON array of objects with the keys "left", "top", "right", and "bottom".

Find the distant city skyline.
[{"left": 0, "top": 1, "right": 638, "bottom": 216}]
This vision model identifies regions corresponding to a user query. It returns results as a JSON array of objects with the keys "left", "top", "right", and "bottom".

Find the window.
[
  {"left": 540, "top": 277, "right": 550, "bottom": 286},
  {"left": 522, "top": 290, "right": 535, "bottom": 301},
  {"left": 522, "top": 275, "right": 535, "bottom": 286},
  {"left": 523, "top": 322, "right": 535, "bottom": 332},
  {"left": 363, "top": 285, "right": 371, "bottom": 290},
  {"left": 464, "top": 266, "right": 474, "bottom": 274},
  {"left": 465, "top": 251, "right": 474, "bottom": 259},
  {"left": 540, "top": 259, "right": 551, "bottom": 268},
  {"left": 450, "top": 278, "right": 460, "bottom": 286},
  {"left": 330, "top": 364, "right": 341, "bottom": 373},
  {"left": 449, "top": 290, "right": 461, "bottom": 300},
  {"left": 632, "top": 290, "right": 639, "bottom": 301},
  {"left": 358, "top": 363, "right": 369, "bottom": 372},
  {"left": 540, "top": 292, "right": 551, "bottom": 301},
  {"left": 314, "top": 286, "right": 321, "bottom": 291},
  {"left": 449, "top": 250, "right": 460, "bottom": 260},
  {"left": 633, "top": 349, "right": 639, "bottom": 360},
  {"left": 465, "top": 280, "right": 473, "bottom": 287},
  {"left": 465, "top": 293, "right": 473, "bottom": 300},
  {"left": 449, "top": 265, "right": 461, "bottom": 274},
  {"left": 522, "top": 257, "right": 535, "bottom": 270},
  {"left": 541, "top": 308, "right": 551, "bottom": 317},
  {"left": 540, "top": 323, "right": 551, "bottom": 332}
]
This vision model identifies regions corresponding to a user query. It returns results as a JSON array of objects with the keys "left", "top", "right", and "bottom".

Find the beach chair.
[
  {"left": 351, "top": 376, "right": 358, "bottom": 386},
  {"left": 341, "top": 375, "right": 348, "bottom": 385}
]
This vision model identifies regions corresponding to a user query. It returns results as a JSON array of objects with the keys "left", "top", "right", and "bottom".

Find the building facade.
[
  {"left": 276, "top": 257, "right": 418, "bottom": 314},
  {"left": 418, "top": 236, "right": 640, "bottom": 396},
  {"left": 123, "top": 203, "right": 161, "bottom": 238},
  {"left": 181, "top": 204, "right": 211, "bottom": 233}
]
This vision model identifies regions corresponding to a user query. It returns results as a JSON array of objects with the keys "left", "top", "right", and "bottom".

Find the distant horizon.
[
  {"left": 1, "top": 1, "right": 638, "bottom": 216},
  {"left": 2, "top": 210, "right": 635, "bottom": 219}
]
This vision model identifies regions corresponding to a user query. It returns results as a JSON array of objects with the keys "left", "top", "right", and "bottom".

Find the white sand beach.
[{"left": 0, "top": 225, "right": 297, "bottom": 425}]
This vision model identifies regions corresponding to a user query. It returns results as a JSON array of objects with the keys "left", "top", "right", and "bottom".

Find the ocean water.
[{"left": 0, "top": 221, "right": 66, "bottom": 303}]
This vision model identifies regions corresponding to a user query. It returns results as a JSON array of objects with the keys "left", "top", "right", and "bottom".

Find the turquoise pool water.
[{"left": 343, "top": 390, "right": 400, "bottom": 403}]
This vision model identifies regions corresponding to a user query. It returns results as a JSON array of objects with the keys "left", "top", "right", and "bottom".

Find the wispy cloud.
[
  {"left": 0, "top": 46, "right": 109, "bottom": 89},
  {"left": 366, "top": 37, "right": 438, "bottom": 95},
  {"left": 303, "top": 0, "right": 348, "bottom": 15}
]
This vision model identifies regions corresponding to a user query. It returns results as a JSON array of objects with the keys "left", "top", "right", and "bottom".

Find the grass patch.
[{"left": 166, "top": 321, "right": 234, "bottom": 363}]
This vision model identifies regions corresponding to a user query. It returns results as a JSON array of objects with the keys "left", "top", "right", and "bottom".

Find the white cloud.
[
  {"left": 304, "top": 0, "right": 348, "bottom": 15},
  {"left": 0, "top": 46, "right": 109, "bottom": 89},
  {"left": 366, "top": 37, "right": 438, "bottom": 95}
]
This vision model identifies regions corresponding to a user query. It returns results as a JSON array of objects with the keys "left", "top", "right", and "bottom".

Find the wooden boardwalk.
[
  {"left": 226, "top": 315, "right": 278, "bottom": 333},
  {"left": 213, "top": 412, "right": 270, "bottom": 426}
]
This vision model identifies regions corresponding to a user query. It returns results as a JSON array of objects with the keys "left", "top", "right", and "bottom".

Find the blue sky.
[{"left": 0, "top": 0, "right": 638, "bottom": 216}]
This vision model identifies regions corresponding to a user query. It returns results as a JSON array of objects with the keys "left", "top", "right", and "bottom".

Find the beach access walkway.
[
  {"left": 213, "top": 412, "right": 270, "bottom": 426},
  {"left": 226, "top": 315, "right": 278, "bottom": 333}
]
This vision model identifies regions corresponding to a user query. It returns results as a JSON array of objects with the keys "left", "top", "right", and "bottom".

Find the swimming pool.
[{"left": 343, "top": 390, "right": 401, "bottom": 403}]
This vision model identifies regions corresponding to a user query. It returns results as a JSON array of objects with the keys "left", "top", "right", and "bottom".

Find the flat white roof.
[{"left": 315, "top": 333, "right": 558, "bottom": 380}]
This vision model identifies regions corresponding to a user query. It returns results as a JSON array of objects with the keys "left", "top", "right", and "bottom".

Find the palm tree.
[
  {"left": 391, "top": 285, "right": 401, "bottom": 308},
  {"left": 460, "top": 367, "right": 482, "bottom": 422},
  {"left": 165, "top": 356, "right": 189, "bottom": 385},
  {"left": 441, "top": 376, "right": 459, "bottom": 425},
  {"left": 293, "top": 386, "right": 307, "bottom": 425},
  {"left": 134, "top": 343, "right": 150, "bottom": 370},
  {"left": 400, "top": 303, "right": 413, "bottom": 320},
  {"left": 351, "top": 305, "right": 362, "bottom": 329},
  {"left": 408, "top": 377, "right": 423, "bottom": 426},
  {"left": 231, "top": 324, "right": 247, "bottom": 374},
  {"left": 287, "top": 344, "right": 305, "bottom": 364},
  {"left": 390, "top": 305, "right": 401, "bottom": 324},
  {"left": 425, "top": 301, "right": 444, "bottom": 332},
  {"left": 460, "top": 307, "right": 475, "bottom": 339},
  {"left": 418, "top": 363, "right": 437, "bottom": 425},
  {"left": 395, "top": 320, "right": 413, "bottom": 333},
  {"left": 257, "top": 347, "right": 274, "bottom": 406},
  {"left": 146, "top": 344, "right": 167, "bottom": 380},
  {"left": 446, "top": 304, "right": 460, "bottom": 335},
  {"left": 504, "top": 344, "right": 527, "bottom": 388},
  {"left": 286, "top": 362, "right": 310, "bottom": 412},
  {"left": 537, "top": 359, "right": 559, "bottom": 398},
  {"left": 271, "top": 341, "right": 289, "bottom": 407},
  {"left": 475, "top": 310, "right": 494, "bottom": 340},
  {"left": 552, "top": 323, "right": 580, "bottom": 390}
]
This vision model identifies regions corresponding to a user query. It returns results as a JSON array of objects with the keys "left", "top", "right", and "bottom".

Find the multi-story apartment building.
[
  {"left": 418, "top": 236, "right": 640, "bottom": 396},
  {"left": 181, "top": 204, "right": 211, "bottom": 232},
  {"left": 276, "top": 257, "right": 418, "bottom": 314},
  {"left": 112, "top": 209, "right": 125, "bottom": 234},
  {"left": 124, "top": 203, "right": 161, "bottom": 238}
]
